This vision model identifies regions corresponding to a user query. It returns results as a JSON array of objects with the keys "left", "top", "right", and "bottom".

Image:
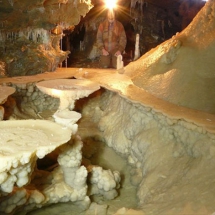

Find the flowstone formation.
[
  {"left": 125, "top": 0, "right": 215, "bottom": 114},
  {"left": 0, "top": 0, "right": 92, "bottom": 77},
  {"left": 0, "top": 120, "right": 72, "bottom": 214},
  {"left": 0, "top": 110, "right": 121, "bottom": 215},
  {"left": 0, "top": 77, "right": 122, "bottom": 215},
  {"left": 82, "top": 88, "right": 215, "bottom": 215}
]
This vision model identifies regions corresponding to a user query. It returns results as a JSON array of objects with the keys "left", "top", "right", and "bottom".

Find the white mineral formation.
[
  {"left": 0, "top": 119, "right": 73, "bottom": 214},
  {"left": 0, "top": 136, "right": 91, "bottom": 214},
  {"left": 53, "top": 109, "right": 81, "bottom": 132},
  {"left": 58, "top": 136, "right": 87, "bottom": 189},
  {"left": 36, "top": 78, "right": 100, "bottom": 110},
  {"left": 89, "top": 166, "right": 121, "bottom": 200},
  {"left": 42, "top": 136, "right": 90, "bottom": 209},
  {"left": 133, "top": 33, "right": 140, "bottom": 61},
  {"left": 0, "top": 120, "right": 72, "bottom": 193},
  {"left": 85, "top": 86, "right": 215, "bottom": 215},
  {"left": 117, "top": 55, "right": 124, "bottom": 71}
]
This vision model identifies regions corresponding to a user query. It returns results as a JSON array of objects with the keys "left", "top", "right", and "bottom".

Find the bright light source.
[{"left": 105, "top": 0, "right": 117, "bottom": 9}]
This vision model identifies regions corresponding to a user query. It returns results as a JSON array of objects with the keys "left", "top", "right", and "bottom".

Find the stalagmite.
[{"left": 134, "top": 33, "right": 140, "bottom": 60}]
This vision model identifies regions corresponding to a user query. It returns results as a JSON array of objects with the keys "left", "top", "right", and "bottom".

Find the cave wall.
[
  {"left": 121, "top": 0, "right": 215, "bottom": 114},
  {"left": 81, "top": 89, "right": 215, "bottom": 214},
  {"left": 0, "top": 0, "right": 92, "bottom": 77}
]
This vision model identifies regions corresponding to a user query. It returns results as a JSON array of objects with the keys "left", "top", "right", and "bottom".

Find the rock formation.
[
  {"left": 125, "top": 0, "right": 215, "bottom": 114},
  {"left": 0, "top": 0, "right": 92, "bottom": 76}
]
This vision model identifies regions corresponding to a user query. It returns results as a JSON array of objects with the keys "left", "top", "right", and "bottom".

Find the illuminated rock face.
[
  {"left": 0, "top": 0, "right": 92, "bottom": 76},
  {"left": 84, "top": 90, "right": 215, "bottom": 215},
  {"left": 125, "top": 0, "right": 215, "bottom": 114}
]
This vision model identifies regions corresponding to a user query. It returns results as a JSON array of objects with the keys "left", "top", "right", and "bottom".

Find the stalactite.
[
  {"left": 130, "top": 0, "right": 145, "bottom": 33},
  {"left": 134, "top": 33, "right": 140, "bottom": 60},
  {"left": 130, "top": 0, "right": 145, "bottom": 13},
  {"left": 0, "top": 28, "right": 51, "bottom": 44}
]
